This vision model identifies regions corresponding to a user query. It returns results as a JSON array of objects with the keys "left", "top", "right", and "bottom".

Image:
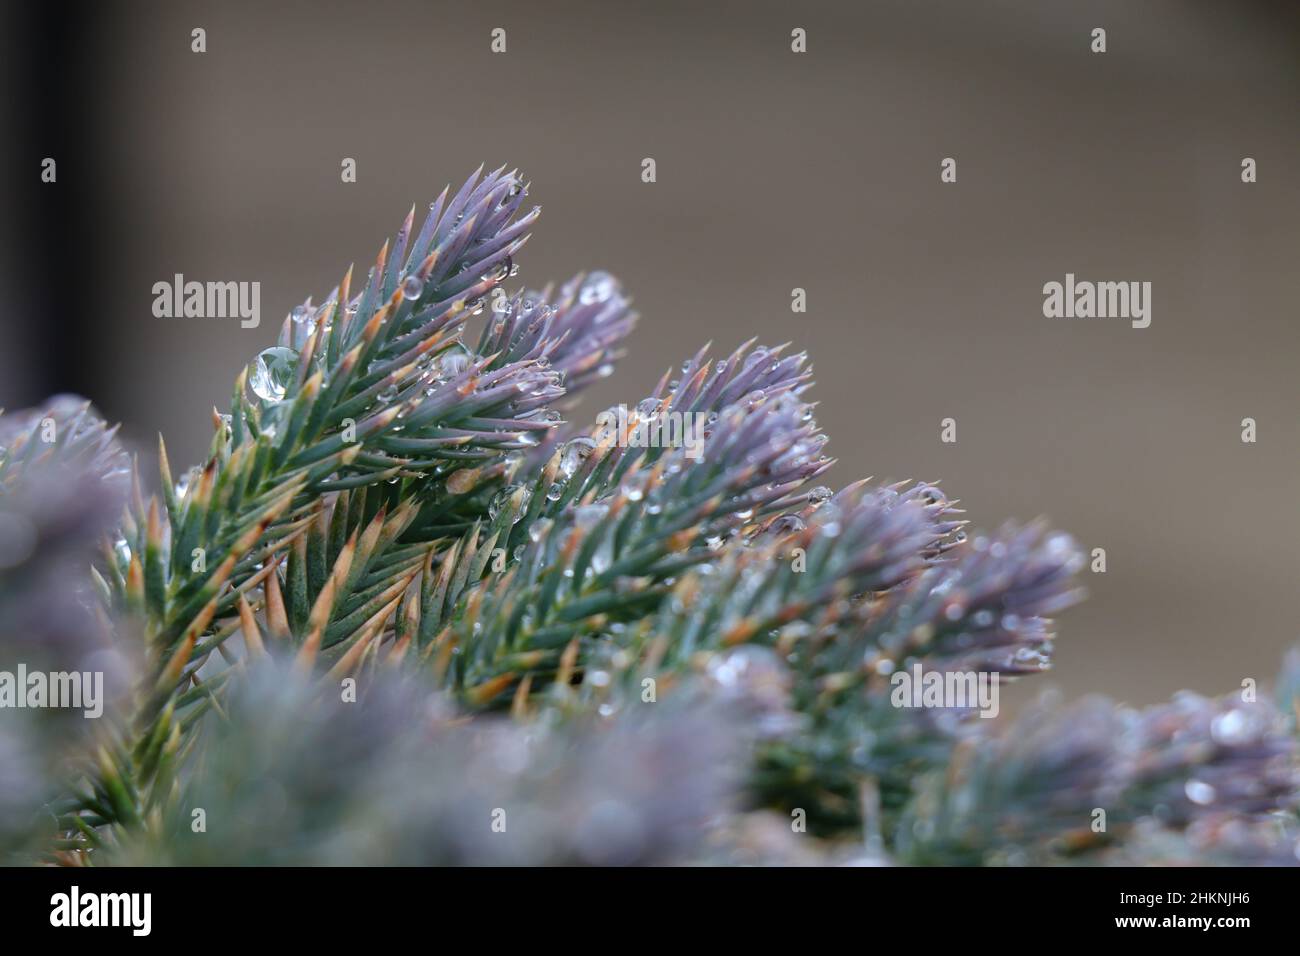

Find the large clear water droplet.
[
  {"left": 559, "top": 437, "right": 597, "bottom": 478},
  {"left": 489, "top": 484, "right": 531, "bottom": 523},
  {"left": 488, "top": 485, "right": 515, "bottom": 521},
  {"left": 401, "top": 275, "right": 425, "bottom": 300},
  {"left": 249, "top": 347, "right": 299, "bottom": 403}
]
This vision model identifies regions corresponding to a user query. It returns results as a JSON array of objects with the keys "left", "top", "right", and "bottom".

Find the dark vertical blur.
[{"left": 2, "top": 1, "right": 113, "bottom": 409}]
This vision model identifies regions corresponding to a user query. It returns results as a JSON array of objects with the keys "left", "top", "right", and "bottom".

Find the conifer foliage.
[{"left": 1, "top": 167, "right": 1296, "bottom": 865}]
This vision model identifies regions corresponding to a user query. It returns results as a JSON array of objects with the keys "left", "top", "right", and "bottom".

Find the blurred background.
[{"left": 2, "top": 0, "right": 1297, "bottom": 708}]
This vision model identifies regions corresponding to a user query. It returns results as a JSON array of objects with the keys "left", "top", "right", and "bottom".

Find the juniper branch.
[
  {"left": 71, "top": 166, "right": 583, "bottom": 841},
  {"left": 412, "top": 386, "right": 833, "bottom": 706}
]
